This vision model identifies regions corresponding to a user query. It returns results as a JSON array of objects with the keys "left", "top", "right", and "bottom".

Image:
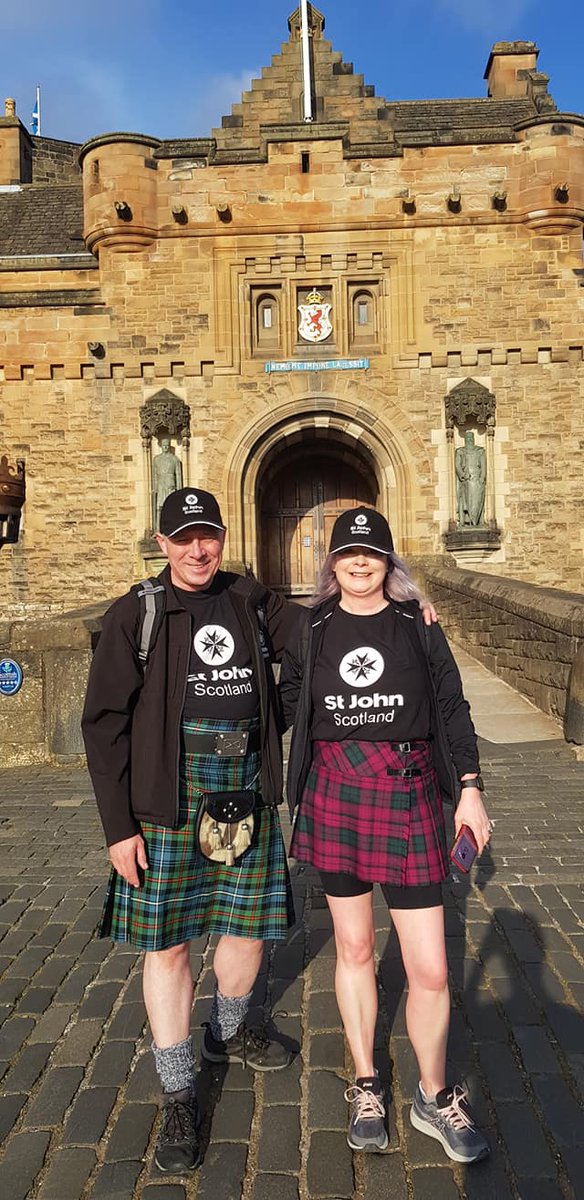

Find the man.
[{"left": 82, "top": 487, "right": 300, "bottom": 1173}]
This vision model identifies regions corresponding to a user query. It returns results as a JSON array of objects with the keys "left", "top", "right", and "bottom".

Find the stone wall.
[
  {"left": 0, "top": 605, "right": 102, "bottom": 767},
  {"left": 32, "top": 137, "right": 81, "bottom": 184},
  {"left": 413, "top": 559, "right": 584, "bottom": 728},
  {"left": 1, "top": 18, "right": 584, "bottom": 617}
]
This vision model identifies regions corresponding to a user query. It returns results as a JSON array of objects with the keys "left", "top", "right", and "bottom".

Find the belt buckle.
[
  {"left": 399, "top": 741, "right": 412, "bottom": 754},
  {"left": 215, "top": 731, "right": 249, "bottom": 757},
  {"left": 402, "top": 766, "right": 415, "bottom": 779}
]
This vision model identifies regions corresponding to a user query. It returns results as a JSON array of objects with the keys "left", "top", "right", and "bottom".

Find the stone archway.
[{"left": 222, "top": 389, "right": 424, "bottom": 584}]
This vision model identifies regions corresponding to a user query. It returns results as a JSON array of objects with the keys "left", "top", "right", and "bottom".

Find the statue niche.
[
  {"left": 140, "top": 390, "right": 191, "bottom": 535},
  {"left": 443, "top": 379, "right": 501, "bottom": 552}
]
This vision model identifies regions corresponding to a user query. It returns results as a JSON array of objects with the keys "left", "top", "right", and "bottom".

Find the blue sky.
[{"left": 2, "top": 1, "right": 583, "bottom": 144}]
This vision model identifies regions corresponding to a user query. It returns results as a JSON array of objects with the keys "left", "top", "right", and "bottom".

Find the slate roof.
[{"left": 0, "top": 184, "right": 92, "bottom": 262}]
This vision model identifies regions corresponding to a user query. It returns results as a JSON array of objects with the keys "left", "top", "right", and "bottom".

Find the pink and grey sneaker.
[
  {"left": 410, "top": 1083, "right": 489, "bottom": 1163},
  {"left": 344, "top": 1075, "right": 389, "bottom": 1152}
]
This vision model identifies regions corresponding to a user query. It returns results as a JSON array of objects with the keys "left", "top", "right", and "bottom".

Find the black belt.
[
  {"left": 182, "top": 729, "right": 260, "bottom": 757},
  {"left": 386, "top": 740, "right": 429, "bottom": 778},
  {"left": 386, "top": 740, "right": 430, "bottom": 753}
]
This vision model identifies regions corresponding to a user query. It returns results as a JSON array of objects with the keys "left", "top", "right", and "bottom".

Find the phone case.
[{"left": 450, "top": 824, "right": 478, "bottom": 873}]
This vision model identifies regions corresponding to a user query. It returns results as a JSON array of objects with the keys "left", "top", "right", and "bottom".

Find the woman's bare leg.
[
  {"left": 390, "top": 905, "right": 449, "bottom": 1096},
  {"left": 326, "top": 892, "right": 377, "bottom": 1079}
]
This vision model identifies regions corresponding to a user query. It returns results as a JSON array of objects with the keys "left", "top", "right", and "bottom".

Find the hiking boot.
[
  {"left": 410, "top": 1083, "right": 489, "bottom": 1163},
  {"left": 202, "top": 1022, "right": 292, "bottom": 1071},
  {"left": 344, "top": 1076, "right": 389, "bottom": 1152},
  {"left": 154, "top": 1089, "right": 201, "bottom": 1173}
]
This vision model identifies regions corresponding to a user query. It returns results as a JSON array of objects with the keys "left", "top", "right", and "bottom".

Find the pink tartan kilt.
[{"left": 289, "top": 739, "right": 448, "bottom": 887}]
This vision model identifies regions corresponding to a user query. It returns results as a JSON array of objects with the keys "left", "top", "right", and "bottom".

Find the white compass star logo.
[
  {"left": 339, "top": 645, "right": 384, "bottom": 688},
  {"left": 194, "top": 624, "right": 235, "bottom": 666}
]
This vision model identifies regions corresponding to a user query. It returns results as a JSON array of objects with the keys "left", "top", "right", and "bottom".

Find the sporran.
[{"left": 196, "top": 790, "right": 256, "bottom": 866}]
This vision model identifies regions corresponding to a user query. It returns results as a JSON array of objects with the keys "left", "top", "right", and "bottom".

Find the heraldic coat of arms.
[{"left": 298, "top": 288, "right": 333, "bottom": 343}]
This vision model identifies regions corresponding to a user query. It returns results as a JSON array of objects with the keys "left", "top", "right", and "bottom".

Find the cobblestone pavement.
[{"left": 1, "top": 733, "right": 584, "bottom": 1199}]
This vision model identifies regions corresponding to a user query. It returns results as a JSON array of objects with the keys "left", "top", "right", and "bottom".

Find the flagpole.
[
  {"left": 36, "top": 86, "right": 41, "bottom": 136},
  {"left": 300, "top": 0, "right": 313, "bottom": 122}
]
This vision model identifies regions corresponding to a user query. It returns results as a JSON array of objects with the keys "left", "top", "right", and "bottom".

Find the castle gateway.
[{"left": 1, "top": 5, "right": 583, "bottom": 613}]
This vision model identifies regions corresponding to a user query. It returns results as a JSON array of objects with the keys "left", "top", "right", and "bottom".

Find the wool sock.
[
  {"left": 209, "top": 986, "right": 253, "bottom": 1042},
  {"left": 152, "top": 1035, "right": 195, "bottom": 1095},
  {"left": 419, "top": 1082, "right": 436, "bottom": 1104}
]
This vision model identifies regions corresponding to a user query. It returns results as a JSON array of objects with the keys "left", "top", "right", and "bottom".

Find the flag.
[{"left": 31, "top": 88, "right": 40, "bottom": 136}]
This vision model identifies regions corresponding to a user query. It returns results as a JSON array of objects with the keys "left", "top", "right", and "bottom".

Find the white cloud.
[
  {"left": 436, "top": 0, "right": 536, "bottom": 35},
  {"left": 189, "top": 70, "right": 258, "bottom": 137}
]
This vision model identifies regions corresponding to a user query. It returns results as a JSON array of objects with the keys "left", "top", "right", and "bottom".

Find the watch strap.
[{"left": 459, "top": 775, "right": 484, "bottom": 791}]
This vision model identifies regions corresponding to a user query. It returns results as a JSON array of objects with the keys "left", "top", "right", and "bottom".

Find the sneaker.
[
  {"left": 154, "top": 1089, "right": 201, "bottom": 1173},
  {"left": 202, "top": 1022, "right": 292, "bottom": 1071},
  {"left": 344, "top": 1076, "right": 389, "bottom": 1152},
  {"left": 410, "top": 1083, "right": 489, "bottom": 1163}
]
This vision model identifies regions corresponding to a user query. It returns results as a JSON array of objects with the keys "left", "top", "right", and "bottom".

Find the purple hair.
[{"left": 310, "top": 550, "right": 424, "bottom": 607}]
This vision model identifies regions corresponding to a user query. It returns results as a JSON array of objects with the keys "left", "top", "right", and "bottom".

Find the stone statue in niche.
[
  {"left": 455, "top": 431, "right": 486, "bottom": 527},
  {"left": 152, "top": 436, "right": 183, "bottom": 530}
]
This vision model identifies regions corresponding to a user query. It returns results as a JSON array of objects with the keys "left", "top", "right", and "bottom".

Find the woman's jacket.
[{"left": 280, "top": 597, "right": 480, "bottom": 818}]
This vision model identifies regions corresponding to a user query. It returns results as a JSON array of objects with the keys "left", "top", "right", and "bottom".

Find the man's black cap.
[
  {"left": 329, "top": 507, "right": 394, "bottom": 555},
  {"left": 159, "top": 488, "right": 226, "bottom": 537}
]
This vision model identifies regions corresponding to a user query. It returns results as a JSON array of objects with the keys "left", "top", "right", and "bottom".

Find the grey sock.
[
  {"left": 152, "top": 1036, "right": 195, "bottom": 1095},
  {"left": 209, "top": 986, "right": 252, "bottom": 1042}
]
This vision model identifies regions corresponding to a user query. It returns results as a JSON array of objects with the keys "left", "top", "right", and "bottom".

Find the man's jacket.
[
  {"left": 82, "top": 567, "right": 299, "bottom": 846},
  {"left": 280, "top": 597, "right": 480, "bottom": 818}
]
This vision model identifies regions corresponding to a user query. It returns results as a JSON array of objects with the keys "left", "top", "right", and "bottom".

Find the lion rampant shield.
[{"left": 298, "top": 288, "right": 333, "bottom": 343}]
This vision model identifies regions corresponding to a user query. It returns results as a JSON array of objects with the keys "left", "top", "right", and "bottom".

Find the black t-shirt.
[
  {"left": 311, "top": 605, "right": 431, "bottom": 742},
  {"left": 173, "top": 579, "right": 260, "bottom": 720}
]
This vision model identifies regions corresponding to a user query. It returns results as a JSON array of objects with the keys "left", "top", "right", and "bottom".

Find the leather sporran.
[{"left": 196, "top": 790, "right": 256, "bottom": 866}]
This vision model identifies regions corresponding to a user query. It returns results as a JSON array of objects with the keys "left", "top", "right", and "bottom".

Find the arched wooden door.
[{"left": 259, "top": 453, "right": 377, "bottom": 594}]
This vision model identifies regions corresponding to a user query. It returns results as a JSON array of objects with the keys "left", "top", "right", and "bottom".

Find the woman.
[{"left": 280, "top": 507, "right": 491, "bottom": 1162}]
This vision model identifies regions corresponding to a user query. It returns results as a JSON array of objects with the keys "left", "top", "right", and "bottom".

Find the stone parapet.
[
  {"left": 412, "top": 558, "right": 584, "bottom": 738},
  {"left": 0, "top": 604, "right": 107, "bottom": 767}
]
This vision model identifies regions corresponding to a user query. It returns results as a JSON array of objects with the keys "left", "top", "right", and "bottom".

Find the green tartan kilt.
[{"left": 99, "top": 717, "right": 295, "bottom": 950}]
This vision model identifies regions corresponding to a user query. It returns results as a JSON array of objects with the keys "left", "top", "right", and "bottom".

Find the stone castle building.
[{"left": 1, "top": 4, "right": 583, "bottom": 616}]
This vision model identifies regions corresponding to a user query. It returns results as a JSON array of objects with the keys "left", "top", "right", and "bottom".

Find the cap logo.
[
  {"left": 185, "top": 493, "right": 198, "bottom": 505},
  {"left": 355, "top": 514, "right": 368, "bottom": 526}
]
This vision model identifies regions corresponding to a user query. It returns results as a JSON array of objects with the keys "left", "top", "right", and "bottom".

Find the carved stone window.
[
  {"left": 252, "top": 287, "right": 281, "bottom": 354},
  {"left": 348, "top": 283, "right": 379, "bottom": 350}
]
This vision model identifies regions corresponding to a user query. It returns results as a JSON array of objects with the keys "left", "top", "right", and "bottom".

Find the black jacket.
[
  {"left": 82, "top": 567, "right": 300, "bottom": 846},
  {"left": 280, "top": 597, "right": 480, "bottom": 817}
]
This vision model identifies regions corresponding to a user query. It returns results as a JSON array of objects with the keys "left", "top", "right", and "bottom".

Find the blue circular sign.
[{"left": 0, "top": 658, "right": 23, "bottom": 696}]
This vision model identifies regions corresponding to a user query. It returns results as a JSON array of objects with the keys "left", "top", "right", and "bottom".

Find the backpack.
[
  {"left": 134, "top": 574, "right": 269, "bottom": 669},
  {"left": 133, "top": 578, "right": 167, "bottom": 667}
]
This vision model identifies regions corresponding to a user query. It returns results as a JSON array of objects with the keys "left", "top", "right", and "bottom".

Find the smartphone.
[{"left": 450, "top": 824, "right": 478, "bottom": 873}]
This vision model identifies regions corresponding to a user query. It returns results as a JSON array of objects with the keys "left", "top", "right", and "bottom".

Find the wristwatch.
[{"left": 459, "top": 775, "right": 484, "bottom": 791}]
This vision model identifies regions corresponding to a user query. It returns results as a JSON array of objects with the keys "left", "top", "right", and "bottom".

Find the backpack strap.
[
  {"left": 229, "top": 573, "right": 271, "bottom": 660},
  {"left": 134, "top": 578, "right": 166, "bottom": 666}
]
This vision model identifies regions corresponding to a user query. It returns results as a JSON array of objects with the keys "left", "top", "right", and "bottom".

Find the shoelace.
[
  {"left": 160, "top": 1098, "right": 197, "bottom": 1144},
  {"left": 439, "top": 1085, "right": 476, "bottom": 1130},
  {"left": 344, "top": 1084, "right": 385, "bottom": 1121},
  {"left": 238, "top": 1009, "right": 289, "bottom": 1068}
]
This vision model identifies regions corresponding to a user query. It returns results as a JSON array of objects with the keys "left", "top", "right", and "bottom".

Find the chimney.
[
  {"left": 484, "top": 42, "right": 539, "bottom": 100},
  {"left": 0, "top": 98, "right": 33, "bottom": 185}
]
